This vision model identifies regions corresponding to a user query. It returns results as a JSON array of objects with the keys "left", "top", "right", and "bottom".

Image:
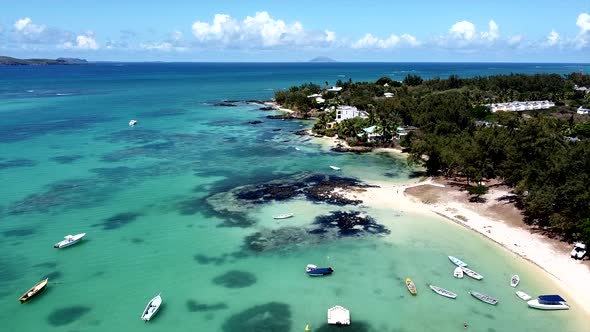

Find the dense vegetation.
[{"left": 275, "top": 72, "right": 590, "bottom": 246}]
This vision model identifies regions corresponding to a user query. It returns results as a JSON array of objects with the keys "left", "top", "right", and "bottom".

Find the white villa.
[
  {"left": 577, "top": 106, "right": 590, "bottom": 115},
  {"left": 574, "top": 85, "right": 590, "bottom": 93},
  {"left": 384, "top": 92, "right": 394, "bottom": 98},
  {"left": 486, "top": 100, "right": 555, "bottom": 112},
  {"left": 335, "top": 106, "right": 368, "bottom": 122},
  {"left": 327, "top": 86, "right": 343, "bottom": 93}
]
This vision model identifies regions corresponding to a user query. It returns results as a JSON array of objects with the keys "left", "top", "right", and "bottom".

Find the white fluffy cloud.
[
  {"left": 438, "top": 19, "right": 500, "bottom": 48},
  {"left": 62, "top": 32, "right": 99, "bottom": 50},
  {"left": 575, "top": 12, "right": 590, "bottom": 47},
  {"left": 352, "top": 33, "right": 420, "bottom": 49},
  {"left": 191, "top": 11, "right": 335, "bottom": 48},
  {"left": 14, "top": 17, "right": 46, "bottom": 36},
  {"left": 546, "top": 29, "right": 560, "bottom": 46}
]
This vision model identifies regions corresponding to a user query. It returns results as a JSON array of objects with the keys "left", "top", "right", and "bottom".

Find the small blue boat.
[{"left": 306, "top": 267, "right": 334, "bottom": 276}]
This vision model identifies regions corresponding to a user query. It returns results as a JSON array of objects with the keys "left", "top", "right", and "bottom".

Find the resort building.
[
  {"left": 384, "top": 92, "right": 394, "bottom": 98},
  {"left": 335, "top": 106, "right": 369, "bottom": 122},
  {"left": 486, "top": 100, "right": 555, "bottom": 112},
  {"left": 577, "top": 106, "right": 590, "bottom": 115},
  {"left": 574, "top": 85, "right": 590, "bottom": 93}
]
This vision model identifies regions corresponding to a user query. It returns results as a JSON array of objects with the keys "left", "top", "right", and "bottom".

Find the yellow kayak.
[{"left": 406, "top": 278, "right": 417, "bottom": 295}]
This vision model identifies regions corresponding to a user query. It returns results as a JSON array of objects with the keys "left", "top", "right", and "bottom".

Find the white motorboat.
[
  {"left": 429, "top": 285, "right": 457, "bottom": 299},
  {"left": 141, "top": 294, "right": 162, "bottom": 321},
  {"left": 470, "top": 291, "right": 498, "bottom": 305},
  {"left": 461, "top": 267, "right": 483, "bottom": 280},
  {"left": 306, "top": 264, "right": 318, "bottom": 272},
  {"left": 329, "top": 166, "right": 341, "bottom": 171},
  {"left": 527, "top": 295, "right": 569, "bottom": 310},
  {"left": 453, "top": 267, "right": 464, "bottom": 278},
  {"left": 510, "top": 275, "right": 520, "bottom": 287},
  {"left": 516, "top": 291, "right": 532, "bottom": 301},
  {"left": 273, "top": 214, "right": 293, "bottom": 220},
  {"left": 295, "top": 147, "right": 301, "bottom": 151},
  {"left": 54, "top": 233, "right": 86, "bottom": 248},
  {"left": 448, "top": 256, "right": 467, "bottom": 267},
  {"left": 129, "top": 119, "right": 138, "bottom": 126}
]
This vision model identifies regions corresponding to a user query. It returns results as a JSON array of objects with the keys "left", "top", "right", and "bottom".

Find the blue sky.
[{"left": 0, "top": 0, "right": 589, "bottom": 62}]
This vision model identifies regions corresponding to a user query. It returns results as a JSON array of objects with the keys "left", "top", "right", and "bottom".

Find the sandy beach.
[
  {"left": 338, "top": 177, "right": 590, "bottom": 314},
  {"left": 312, "top": 132, "right": 590, "bottom": 313}
]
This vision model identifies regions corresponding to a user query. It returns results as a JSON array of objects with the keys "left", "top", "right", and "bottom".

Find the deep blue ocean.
[{"left": 1, "top": 62, "right": 588, "bottom": 332}]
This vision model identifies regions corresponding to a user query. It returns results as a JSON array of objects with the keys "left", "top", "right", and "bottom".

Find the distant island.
[
  {"left": 0, "top": 56, "right": 88, "bottom": 65},
  {"left": 309, "top": 56, "right": 337, "bottom": 63}
]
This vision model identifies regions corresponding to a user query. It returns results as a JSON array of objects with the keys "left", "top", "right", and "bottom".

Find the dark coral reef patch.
[{"left": 222, "top": 302, "right": 291, "bottom": 332}]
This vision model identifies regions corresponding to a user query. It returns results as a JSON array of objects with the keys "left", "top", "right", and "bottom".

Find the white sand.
[{"left": 338, "top": 179, "right": 590, "bottom": 313}]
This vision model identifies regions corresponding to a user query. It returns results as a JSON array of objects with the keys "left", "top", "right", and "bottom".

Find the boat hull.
[
  {"left": 141, "top": 295, "right": 162, "bottom": 321},
  {"left": 453, "top": 267, "right": 464, "bottom": 278},
  {"left": 470, "top": 291, "right": 497, "bottom": 305},
  {"left": 429, "top": 285, "right": 457, "bottom": 299},
  {"left": 19, "top": 278, "right": 48, "bottom": 303},
  {"left": 406, "top": 278, "right": 417, "bottom": 295},
  {"left": 516, "top": 291, "right": 532, "bottom": 301},
  {"left": 510, "top": 275, "right": 520, "bottom": 287},
  {"left": 527, "top": 299, "right": 569, "bottom": 310},
  {"left": 54, "top": 233, "right": 85, "bottom": 248},
  {"left": 307, "top": 267, "right": 333, "bottom": 276},
  {"left": 461, "top": 267, "right": 483, "bottom": 280},
  {"left": 448, "top": 256, "right": 467, "bottom": 267}
]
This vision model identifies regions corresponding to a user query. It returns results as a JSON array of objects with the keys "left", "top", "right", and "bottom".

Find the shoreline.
[
  {"left": 338, "top": 177, "right": 590, "bottom": 314},
  {"left": 285, "top": 105, "right": 590, "bottom": 313}
]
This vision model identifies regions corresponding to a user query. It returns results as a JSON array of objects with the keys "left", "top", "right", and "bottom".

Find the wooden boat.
[
  {"left": 453, "top": 267, "right": 464, "bottom": 278},
  {"left": 448, "top": 256, "right": 467, "bottom": 267},
  {"left": 516, "top": 291, "right": 532, "bottom": 301},
  {"left": 141, "top": 293, "right": 162, "bottom": 321},
  {"left": 19, "top": 278, "right": 48, "bottom": 303},
  {"left": 461, "top": 267, "right": 483, "bottom": 280},
  {"left": 329, "top": 166, "right": 341, "bottom": 171},
  {"left": 510, "top": 275, "right": 520, "bottom": 287},
  {"left": 273, "top": 214, "right": 293, "bottom": 220},
  {"left": 406, "top": 278, "right": 417, "bottom": 295},
  {"left": 429, "top": 285, "right": 457, "bottom": 299},
  {"left": 54, "top": 233, "right": 86, "bottom": 248},
  {"left": 527, "top": 295, "right": 569, "bottom": 310},
  {"left": 470, "top": 291, "right": 498, "bottom": 305}
]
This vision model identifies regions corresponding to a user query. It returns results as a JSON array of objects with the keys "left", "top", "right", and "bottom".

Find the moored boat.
[
  {"left": 470, "top": 291, "right": 498, "bottom": 305},
  {"left": 329, "top": 165, "right": 341, "bottom": 171},
  {"left": 307, "top": 267, "right": 334, "bottom": 276},
  {"left": 141, "top": 293, "right": 162, "bottom": 321},
  {"left": 19, "top": 278, "right": 48, "bottom": 303},
  {"left": 406, "top": 278, "right": 417, "bottom": 295},
  {"left": 129, "top": 119, "right": 138, "bottom": 126},
  {"left": 461, "top": 267, "right": 483, "bottom": 280},
  {"left": 527, "top": 295, "right": 569, "bottom": 310},
  {"left": 273, "top": 214, "right": 293, "bottom": 219},
  {"left": 448, "top": 256, "right": 467, "bottom": 267},
  {"left": 429, "top": 285, "right": 457, "bottom": 299},
  {"left": 516, "top": 291, "right": 532, "bottom": 301},
  {"left": 453, "top": 267, "right": 464, "bottom": 278},
  {"left": 510, "top": 274, "right": 520, "bottom": 287},
  {"left": 54, "top": 233, "right": 86, "bottom": 248}
]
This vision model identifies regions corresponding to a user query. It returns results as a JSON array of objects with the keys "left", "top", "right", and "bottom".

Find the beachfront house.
[
  {"left": 577, "top": 106, "right": 590, "bottom": 115},
  {"left": 357, "top": 125, "right": 382, "bottom": 142},
  {"left": 335, "top": 106, "right": 369, "bottom": 122},
  {"left": 486, "top": 100, "right": 555, "bottom": 112}
]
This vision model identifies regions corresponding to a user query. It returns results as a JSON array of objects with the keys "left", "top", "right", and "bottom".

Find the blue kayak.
[{"left": 307, "top": 267, "right": 334, "bottom": 276}]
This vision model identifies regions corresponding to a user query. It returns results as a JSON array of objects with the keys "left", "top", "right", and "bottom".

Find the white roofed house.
[
  {"left": 335, "top": 106, "right": 368, "bottom": 123},
  {"left": 384, "top": 92, "right": 394, "bottom": 98},
  {"left": 577, "top": 106, "right": 590, "bottom": 115},
  {"left": 327, "top": 86, "right": 343, "bottom": 93}
]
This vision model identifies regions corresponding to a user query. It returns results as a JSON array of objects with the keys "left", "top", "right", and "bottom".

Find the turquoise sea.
[{"left": 1, "top": 63, "right": 589, "bottom": 332}]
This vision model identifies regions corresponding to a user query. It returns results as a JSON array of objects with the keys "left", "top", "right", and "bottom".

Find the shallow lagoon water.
[{"left": 1, "top": 63, "right": 588, "bottom": 331}]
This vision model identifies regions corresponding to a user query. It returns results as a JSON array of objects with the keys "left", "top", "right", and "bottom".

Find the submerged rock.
[
  {"left": 312, "top": 211, "right": 389, "bottom": 236},
  {"left": 244, "top": 227, "right": 310, "bottom": 252},
  {"left": 222, "top": 302, "right": 291, "bottom": 332}
]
